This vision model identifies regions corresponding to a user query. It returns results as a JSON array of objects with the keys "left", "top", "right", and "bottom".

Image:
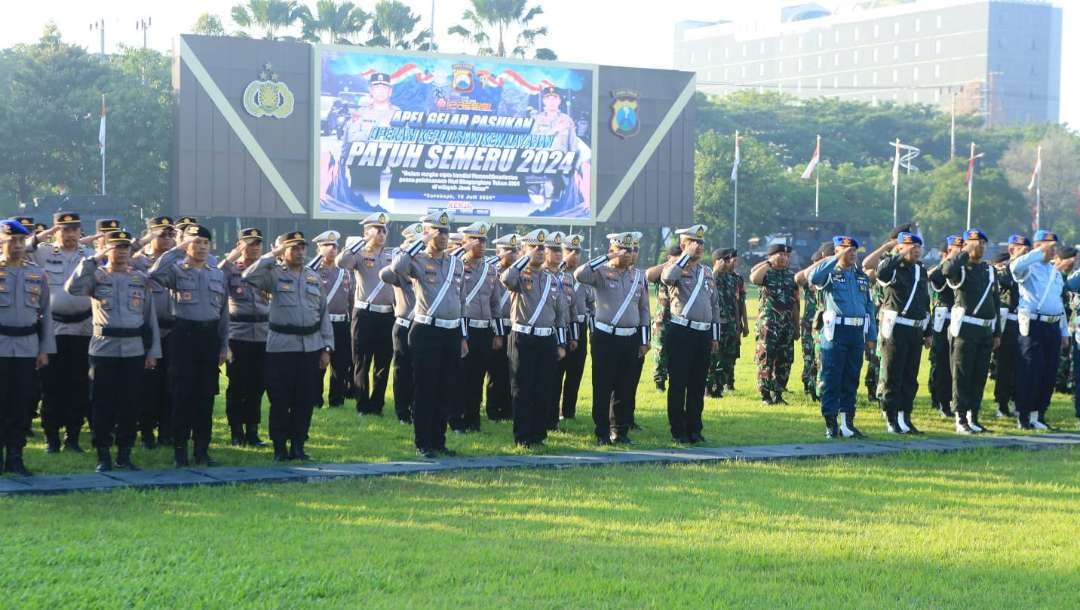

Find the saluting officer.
[
  {"left": 558, "top": 234, "right": 592, "bottom": 420},
  {"left": 244, "top": 231, "right": 333, "bottom": 461},
  {"left": 0, "top": 219, "right": 55, "bottom": 476},
  {"left": 337, "top": 212, "right": 395, "bottom": 416},
  {"left": 501, "top": 228, "right": 568, "bottom": 448},
  {"left": 576, "top": 232, "right": 649, "bottom": 444},
  {"left": 149, "top": 225, "right": 229, "bottom": 467},
  {"left": 809, "top": 236, "right": 877, "bottom": 438},
  {"left": 388, "top": 212, "right": 468, "bottom": 458},
  {"left": 219, "top": 228, "right": 271, "bottom": 447},
  {"left": 31, "top": 213, "right": 93, "bottom": 454},
  {"left": 624, "top": 232, "right": 646, "bottom": 430},
  {"left": 539, "top": 231, "right": 577, "bottom": 431},
  {"left": 379, "top": 223, "right": 423, "bottom": 425},
  {"left": 452, "top": 222, "right": 501, "bottom": 433},
  {"left": 652, "top": 225, "right": 720, "bottom": 444},
  {"left": 711, "top": 248, "right": 749, "bottom": 397},
  {"left": 66, "top": 230, "right": 161, "bottom": 472},
  {"left": 312, "top": 230, "right": 354, "bottom": 407},
  {"left": 485, "top": 233, "right": 519, "bottom": 422},
  {"left": 749, "top": 243, "right": 800, "bottom": 405},
  {"left": 927, "top": 235, "right": 964, "bottom": 418},
  {"left": 131, "top": 216, "right": 177, "bottom": 449},
  {"left": 862, "top": 232, "right": 930, "bottom": 434},
  {"left": 940, "top": 228, "right": 999, "bottom": 434},
  {"left": 991, "top": 235, "right": 1030, "bottom": 418}
]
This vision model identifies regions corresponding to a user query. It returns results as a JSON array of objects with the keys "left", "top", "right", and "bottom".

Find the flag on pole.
[
  {"left": 98, "top": 95, "right": 107, "bottom": 153},
  {"left": 800, "top": 137, "right": 820, "bottom": 180},
  {"left": 965, "top": 143, "right": 976, "bottom": 185},
  {"left": 891, "top": 140, "right": 901, "bottom": 187},
  {"left": 730, "top": 132, "right": 741, "bottom": 182},
  {"left": 1027, "top": 145, "right": 1042, "bottom": 191}
]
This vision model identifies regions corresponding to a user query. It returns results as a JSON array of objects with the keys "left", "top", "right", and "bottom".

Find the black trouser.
[
  {"left": 928, "top": 328, "right": 952, "bottom": 409},
  {"left": 89, "top": 356, "right": 143, "bottom": 449},
  {"left": 951, "top": 329, "right": 993, "bottom": 417},
  {"left": 559, "top": 322, "right": 588, "bottom": 419},
  {"left": 591, "top": 329, "right": 639, "bottom": 440},
  {"left": 140, "top": 330, "right": 171, "bottom": 440},
  {"left": 486, "top": 340, "right": 512, "bottom": 421},
  {"left": 1016, "top": 319, "right": 1061, "bottom": 420},
  {"left": 169, "top": 320, "right": 221, "bottom": 452},
  {"left": 0, "top": 357, "right": 34, "bottom": 453},
  {"left": 41, "top": 334, "right": 90, "bottom": 440},
  {"left": 391, "top": 321, "right": 414, "bottom": 421},
  {"left": 352, "top": 309, "right": 393, "bottom": 413},
  {"left": 328, "top": 320, "right": 353, "bottom": 405},
  {"left": 622, "top": 338, "right": 647, "bottom": 426},
  {"left": 409, "top": 323, "right": 460, "bottom": 451},
  {"left": 665, "top": 323, "right": 710, "bottom": 438},
  {"left": 879, "top": 324, "right": 923, "bottom": 415},
  {"left": 226, "top": 339, "right": 266, "bottom": 432},
  {"left": 453, "top": 326, "right": 492, "bottom": 432},
  {"left": 509, "top": 331, "right": 557, "bottom": 445},
  {"left": 993, "top": 319, "right": 1019, "bottom": 409},
  {"left": 265, "top": 350, "right": 322, "bottom": 445}
]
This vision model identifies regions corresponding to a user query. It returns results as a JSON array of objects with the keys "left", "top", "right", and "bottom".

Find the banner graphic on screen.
[{"left": 316, "top": 48, "right": 595, "bottom": 222}]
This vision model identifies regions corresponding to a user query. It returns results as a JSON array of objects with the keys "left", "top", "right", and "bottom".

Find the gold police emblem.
[{"left": 243, "top": 63, "right": 295, "bottom": 119}]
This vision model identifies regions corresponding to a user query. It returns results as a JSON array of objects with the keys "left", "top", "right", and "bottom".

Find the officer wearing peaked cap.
[
  {"left": 0, "top": 219, "right": 55, "bottom": 476},
  {"left": 926, "top": 234, "right": 964, "bottom": 418},
  {"left": 379, "top": 222, "right": 423, "bottom": 425},
  {"left": 749, "top": 242, "right": 799, "bottom": 405},
  {"left": 245, "top": 231, "right": 334, "bottom": 462},
  {"left": 989, "top": 234, "right": 1030, "bottom": 419},
  {"left": 389, "top": 212, "right": 468, "bottom": 458},
  {"left": 148, "top": 224, "right": 229, "bottom": 467},
  {"left": 486, "top": 233, "right": 519, "bottom": 422},
  {"left": 557, "top": 233, "right": 592, "bottom": 421},
  {"left": 537, "top": 231, "right": 578, "bottom": 431},
  {"left": 501, "top": 228, "right": 569, "bottom": 448},
  {"left": 337, "top": 211, "right": 395, "bottom": 416},
  {"left": 311, "top": 230, "right": 354, "bottom": 408},
  {"left": 624, "top": 231, "right": 648, "bottom": 431},
  {"left": 66, "top": 230, "right": 160, "bottom": 472},
  {"left": 577, "top": 231, "right": 649, "bottom": 444}
]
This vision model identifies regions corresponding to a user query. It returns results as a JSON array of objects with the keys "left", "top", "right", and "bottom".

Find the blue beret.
[
  {"left": 896, "top": 231, "right": 922, "bottom": 246},
  {"left": 1008, "top": 234, "right": 1031, "bottom": 246},
  {"left": 945, "top": 234, "right": 964, "bottom": 247},
  {"left": 832, "top": 235, "right": 859, "bottom": 249},
  {"left": 964, "top": 228, "right": 988, "bottom": 242},
  {"left": 1033, "top": 229, "right": 1058, "bottom": 243},
  {"left": 0, "top": 218, "right": 31, "bottom": 236}
]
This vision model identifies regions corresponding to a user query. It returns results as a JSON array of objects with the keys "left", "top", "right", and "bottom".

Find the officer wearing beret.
[
  {"left": 219, "top": 228, "right": 271, "bottom": 447},
  {"left": 389, "top": 212, "right": 468, "bottom": 458},
  {"left": 0, "top": 219, "right": 55, "bottom": 476},
  {"left": 131, "top": 216, "right": 177, "bottom": 449},
  {"left": 67, "top": 230, "right": 161, "bottom": 472},
  {"left": 927, "top": 235, "right": 964, "bottom": 418},
  {"left": 12, "top": 218, "right": 41, "bottom": 436},
  {"left": 809, "top": 236, "right": 876, "bottom": 438},
  {"left": 379, "top": 223, "right": 423, "bottom": 425},
  {"left": 312, "top": 230, "right": 354, "bottom": 408},
  {"left": 337, "top": 212, "right": 395, "bottom": 416},
  {"left": 557, "top": 234, "right": 592, "bottom": 420},
  {"left": 794, "top": 247, "right": 825, "bottom": 401},
  {"left": 501, "top": 228, "right": 569, "bottom": 448},
  {"left": 244, "top": 231, "right": 333, "bottom": 461},
  {"left": 31, "top": 212, "right": 93, "bottom": 454},
  {"left": 749, "top": 242, "right": 800, "bottom": 405},
  {"left": 940, "top": 228, "right": 1000, "bottom": 433},
  {"left": 710, "top": 248, "right": 749, "bottom": 397},
  {"left": 149, "top": 225, "right": 229, "bottom": 467},
  {"left": 990, "top": 235, "right": 1030, "bottom": 418},
  {"left": 485, "top": 233, "right": 519, "bottom": 422}
]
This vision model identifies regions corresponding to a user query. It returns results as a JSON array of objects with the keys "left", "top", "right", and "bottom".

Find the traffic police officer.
[
  {"left": 539, "top": 231, "right": 577, "bottom": 430},
  {"left": 501, "top": 228, "right": 568, "bottom": 448},
  {"left": 132, "top": 215, "right": 177, "bottom": 449},
  {"left": 313, "top": 230, "right": 354, "bottom": 407},
  {"left": 453, "top": 221, "right": 501, "bottom": 433},
  {"left": 219, "top": 227, "right": 271, "bottom": 447},
  {"left": 0, "top": 219, "right": 55, "bottom": 476},
  {"left": 379, "top": 223, "right": 423, "bottom": 425},
  {"left": 67, "top": 230, "right": 161, "bottom": 472},
  {"left": 652, "top": 245, "right": 680, "bottom": 393},
  {"left": 337, "top": 212, "right": 395, "bottom": 416},
  {"left": 149, "top": 225, "right": 229, "bottom": 467},
  {"left": 244, "top": 231, "right": 333, "bottom": 461},
  {"left": 749, "top": 243, "right": 800, "bottom": 405},
  {"left": 558, "top": 234, "right": 591, "bottom": 420},
  {"left": 809, "top": 236, "right": 877, "bottom": 438},
  {"left": 485, "top": 233, "right": 519, "bottom": 422}
]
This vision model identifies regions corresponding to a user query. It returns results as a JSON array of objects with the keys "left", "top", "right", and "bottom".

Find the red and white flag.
[
  {"left": 965, "top": 142, "right": 976, "bottom": 185},
  {"left": 891, "top": 140, "right": 901, "bottom": 187},
  {"left": 800, "top": 137, "right": 820, "bottom": 180},
  {"left": 730, "top": 131, "right": 741, "bottom": 182},
  {"left": 1027, "top": 145, "right": 1042, "bottom": 191},
  {"left": 98, "top": 95, "right": 107, "bottom": 153}
]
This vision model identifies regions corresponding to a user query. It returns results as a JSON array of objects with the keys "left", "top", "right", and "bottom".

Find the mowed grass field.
[{"left": 17, "top": 299, "right": 1079, "bottom": 475}]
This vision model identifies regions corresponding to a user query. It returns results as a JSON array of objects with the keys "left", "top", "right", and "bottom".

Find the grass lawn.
[
  {"left": 1, "top": 447, "right": 1078, "bottom": 607},
  {"left": 16, "top": 300, "right": 1080, "bottom": 476}
]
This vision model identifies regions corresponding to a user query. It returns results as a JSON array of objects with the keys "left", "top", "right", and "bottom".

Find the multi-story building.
[{"left": 675, "top": 0, "right": 1062, "bottom": 124}]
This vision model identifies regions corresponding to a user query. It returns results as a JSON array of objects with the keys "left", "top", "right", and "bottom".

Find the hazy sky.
[{"left": 1, "top": 0, "right": 1074, "bottom": 126}]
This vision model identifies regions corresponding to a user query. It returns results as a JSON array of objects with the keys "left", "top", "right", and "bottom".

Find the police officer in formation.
[
  {"left": 379, "top": 223, "right": 422, "bottom": 425},
  {"left": 310, "top": 230, "right": 354, "bottom": 407},
  {"left": 452, "top": 222, "right": 500, "bottom": 433},
  {"left": 989, "top": 235, "right": 1029, "bottom": 419},
  {"left": 710, "top": 248, "right": 748, "bottom": 397},
  {"left": 749, "top": 243, "right": 799, "bottom": 405},
  {"left": 485, "top": 233, "right": 519, "bottom": 423},
  {"left": 539, "top": 231, "right": 579, "bottom": 431},
  {"left": 927, "top": 235, "right": 964, "bottom": 419},
  {"left": 132, "top": 216, "right": 177, "bottom": 449},
  {"left": 557, "top": 234, "right": 592, "bottom": 421}
]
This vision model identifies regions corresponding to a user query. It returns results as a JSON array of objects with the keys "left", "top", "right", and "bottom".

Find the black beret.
[
  {"left": 1059, "top": 246, "right": 1078, "bottom": 260},
  {"left": 767, "top": 243, "right": 792, "bottom": 255}
]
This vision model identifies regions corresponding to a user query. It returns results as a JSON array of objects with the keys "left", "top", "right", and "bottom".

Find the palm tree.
[
  {"left": 297, "top": 0, "right": 368, "bottom": 44},
  {"left": 230, "top": 0, "right": 304, "bottom": 40},
  {"left": 366, "top": 0, "right": 434, "bottom": 51},
  {"left": 448, "top": 0, "right": 556, "bottom": 60}
]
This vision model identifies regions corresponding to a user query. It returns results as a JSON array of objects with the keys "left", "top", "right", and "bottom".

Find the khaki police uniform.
[
  {"left": 379, "top": 223, "right": 422, "bottom": 424},
  {"left": 313, "top": 230, "right": 355, "bottom": 407},
  {"left": 485, "top": 234, "right": 519, "bottom": 422},
  {"left": 558, "top": 234, "right": 592, "bottom": 421}
]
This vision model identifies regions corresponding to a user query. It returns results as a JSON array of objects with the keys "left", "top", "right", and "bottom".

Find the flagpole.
[
  {"left": 100, "top": 94, "right": 106, "bottom": 196},
  {"left": 966, "top": 142, "right": 974, "bottom": 228},
  {"left": 892, "top": 139, "right": 899, "bottom": 227},
  {"left": 1035, "top": 145, "right": 1042, "bottom": 228},
  {"left": 733, "top": 130, "right": 739, "bottom": 249},
  {"left": 814, "top": 134, "right": 820, "bottom": 217}
]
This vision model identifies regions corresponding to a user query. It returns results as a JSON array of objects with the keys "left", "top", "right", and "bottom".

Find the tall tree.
[
  {"left": 448, "top": 0, "right": 556, "bottom": 60},
  {"left": 191, "top": 13, "right": 227, "bottom": 36},
  {"left": 999, "top": 127, "right": 1080, "bottom": 241},
  {"left": 297, "top": 0, "right": 368, "bottom": 44},
  {"left": 367, "top": 0, "right": 433, "bottom": 50},
  {"left": 230, "top": 0, "right": 304, "bottom": 40}
]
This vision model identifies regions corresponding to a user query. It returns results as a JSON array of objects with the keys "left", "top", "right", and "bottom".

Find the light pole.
[{"left": 136, "top": 17, "right": 152, "bottom": 49}]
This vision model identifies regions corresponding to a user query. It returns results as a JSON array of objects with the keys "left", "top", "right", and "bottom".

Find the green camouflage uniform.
[
  {"left": 800, "top": 285, "right": 818, "bottom": 393},
  {"left": 755, "top": 266, "right": 798, "bottom": 397},
  {"left": 864, "top": 282, "right": 884, "bottom": 401},
  {"left": 651, "top": 284, "right": 671, "bottom": 387},
  {"left": 709, "top": 270, "right": 743, "bottom": 393}
]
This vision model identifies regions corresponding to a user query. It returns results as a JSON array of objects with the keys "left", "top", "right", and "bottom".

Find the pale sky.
[{"left": 1, "top": 0, "right": 1075, "bottom": 126}]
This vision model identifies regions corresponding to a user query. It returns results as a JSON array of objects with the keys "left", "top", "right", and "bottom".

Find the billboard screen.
[{"left": 315, "top": 46, "right": 597, "bottom": 223}]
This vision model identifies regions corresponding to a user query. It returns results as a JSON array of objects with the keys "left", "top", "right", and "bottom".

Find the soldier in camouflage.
[
  {"left": 710, "top": 248, "right": 747, "bottom": 396},
  {"left": 795, "top": 247, "right": 827, "bottom": 402},
  {"left": 863, "top": 281, "right": 884, "bottom": 403},
  {"left": 749, "top": 244, "right": 800, "bottom": 404}
]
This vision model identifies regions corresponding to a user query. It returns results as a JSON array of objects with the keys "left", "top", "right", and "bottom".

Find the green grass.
[
  {"left": 16, "top": 300, "right": 1080, "bottom": 476},
  {"left": 2, "top": 448, "right": 1079, "bottom": 607}
]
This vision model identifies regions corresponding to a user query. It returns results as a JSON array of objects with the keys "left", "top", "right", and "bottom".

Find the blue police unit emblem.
[
  {"left": 243, "top": 63, "right": 295, "bottom": 119},
  {"left": 452, "top": 64, "right": 474, "bottom": 93},
  {"left": 610, "top": 89, "right": 640, "bottom": 139}
]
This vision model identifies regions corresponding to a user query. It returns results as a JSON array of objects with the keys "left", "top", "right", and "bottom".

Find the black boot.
[
  {"left": 938, "top": 401, "right": 955, "bottom": 418},
  {"left": 885, "top": 409, "right": 904, "bottom": 434},
  {"left": 63, "top": 430, "right": 86, "bottom": 453},
  {"left": 968, "top": 410, "right": 989, "bottom": 434},
  {"left": 955, "top": 412, "right": 975, "bottom": 434},
  {"left": 95, "top": 447, "right": 112, "bottom": 472},
  {"left": 824, "top": 415, "right": 840, "bottom": 439},
  {"left": 273, "top": 440, "right": 290, "bottom": 462},
  {"left": 193, "top": 447, "right": 217, "bottom": 467},
  {"left": 773, "top": 392, "right": 789, "bottom": 405},
  {"left": 900, "top": 411, "right": 923, "bottom": 435},
  {"left": 5, "top": 449, "right": 31, "bottom": 477},
  {"left": 761, "top": 390, "right": 775, "bottom": 405},
  {"left": 174, "top": 446, "right": 189, "bottom": 468},
  {"left": 140, "top": 432, "right": 156, "bottom": 451},
  {"left": 290, "top": 440, "right": 310, "bottom": 461},
  {"left": 245, "top": 424, "right": 267, "bottom": 448},
  {"left": 230, "top": 426, "right": 244, "bottom": 447},
  {"left": 115, "top": 446, "right": 139, "bottom": 471}
]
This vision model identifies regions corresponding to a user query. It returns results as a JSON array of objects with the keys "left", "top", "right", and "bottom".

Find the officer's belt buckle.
[
  {"left": 467, "top": 319, "right": 491, "bottom": 329},
  {"left": 893, "top": 315, "right": 925, "bottom": 328},
  {"left": 395, "top": 317, "right": 412, "bottom": 328},
  {"left": 356, "top": 301, "right": 393, "bottom": 314},
  {"left": 1034, "top": 314, "right": 1061, "bottom": 323},
  {"left": 414, "top": 314, "right": 460, "bottom": 329},
  {"left": 670, "top": 315, "right": 711, "bottom": 332},
  {"left": 960, "top": 315, "right": 994, "bottom": 328},
  {"left": 839, "top": 317, "right": 865, "bottom": 327},
  {"left": 594, "top": 321, "right": 637, "bottom": 336},
  {"left": 328, "top": 313, "right": 348, "bottom": 322},
  {"left": 512, "top": 323, "right": 554, "bottom": 337}
]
